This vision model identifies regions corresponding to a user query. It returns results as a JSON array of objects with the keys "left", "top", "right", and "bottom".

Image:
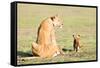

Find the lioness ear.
[{"left": 51, "top": 16, "right": 55, "bottom": 21}]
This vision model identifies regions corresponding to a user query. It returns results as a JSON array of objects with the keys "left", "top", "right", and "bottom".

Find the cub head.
[
  {"left": 50, "top": 15, "right": 63, "bottom": 28},
  {"left": 73, "top": 34, "right": 80, "bottom": 40}
]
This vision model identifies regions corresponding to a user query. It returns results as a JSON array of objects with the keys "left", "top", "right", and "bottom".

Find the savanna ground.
[{"left": 17, "top": 3, "right": 97, "bottom": 65}]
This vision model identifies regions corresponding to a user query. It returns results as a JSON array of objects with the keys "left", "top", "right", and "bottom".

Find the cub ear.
[
  {"left": 55, "top": 14, "right": 58, "bottom": 17},
  {"left": 78, "top": 35, "right": 80, "bottom": 37},
  {"left": 73, "top": 35, "right": 75, "bottom": 38},
  {"left": 51, "top": 16, "right": 55, "bottom": 21}
]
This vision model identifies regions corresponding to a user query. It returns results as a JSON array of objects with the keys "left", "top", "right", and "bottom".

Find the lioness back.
[
  {"left": 36, "top": 15, "right": 63, "bottom": 45},
  {"left": 36, "top": 18, "right": 53, "bottom": 45}
]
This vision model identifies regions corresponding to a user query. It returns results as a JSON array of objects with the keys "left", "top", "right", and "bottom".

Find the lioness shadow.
[
  {"left": 17, "top": 48, "right": 73, "bottom": 57},
  {"left": 62, "top": 48, "right": 73, "bottom": 52},
  {"left": 17, "top": 51, "right": 33, "bottom": 57}
]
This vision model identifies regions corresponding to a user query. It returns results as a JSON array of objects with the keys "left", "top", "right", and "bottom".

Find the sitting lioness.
[{"left": 32, "top": 15, "right": 64, "bottom": 58}]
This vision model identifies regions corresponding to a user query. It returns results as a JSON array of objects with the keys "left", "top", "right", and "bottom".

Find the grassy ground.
[{"left": 17, "top": 3, "right": 97, "bottom": 65}]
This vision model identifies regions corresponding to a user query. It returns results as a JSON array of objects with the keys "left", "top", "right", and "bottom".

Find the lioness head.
[{"left": 50, "top": 15, "right": 63, "bottom": 28}]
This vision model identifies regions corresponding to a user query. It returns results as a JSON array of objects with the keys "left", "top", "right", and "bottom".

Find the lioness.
[{"left": 32, "top": 15, "right": 64, "bottom": 58}]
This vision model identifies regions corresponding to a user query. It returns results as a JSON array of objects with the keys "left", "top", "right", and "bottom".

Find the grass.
[{"left": 17, "top": 3, "right": 97, "bottom": 65}]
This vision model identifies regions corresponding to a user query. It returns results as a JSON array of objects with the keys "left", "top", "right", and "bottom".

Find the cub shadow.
[
  {"left": 62, "top": 48, "right": 73, "bottom": 52},
  {"left": 17, "top": 51, "right": 33, "bottom": 57}
]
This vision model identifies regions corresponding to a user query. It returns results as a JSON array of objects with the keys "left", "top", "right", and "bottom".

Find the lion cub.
[{"left": 73, "top": 35, "right": 81, "bottom": 52}]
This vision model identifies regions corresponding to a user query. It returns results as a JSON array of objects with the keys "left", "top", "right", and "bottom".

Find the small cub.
[{"left": 73, "top": 35, "right": 81, "bottom": 52}]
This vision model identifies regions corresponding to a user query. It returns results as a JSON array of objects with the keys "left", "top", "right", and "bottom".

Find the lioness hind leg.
[
  {"left": 32, "top": 42, "right": 39, "bottom": 56},
  {"left": 32, "top": 42, "right": 38, "bottom": 49}
]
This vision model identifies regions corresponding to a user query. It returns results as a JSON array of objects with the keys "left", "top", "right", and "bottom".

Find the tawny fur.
[
  {"left": 32, "top": 15, "right": 64, "bottom": 58},
  {"left": 73, "top": 35, "right": 81, "bottom": 52}
]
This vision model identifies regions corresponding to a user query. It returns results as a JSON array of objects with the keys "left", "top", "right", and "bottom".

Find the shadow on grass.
[
  {"left": 17, "top": 51, "right": 33, "bottom": 57},
  {"left": 17, "top": 48, "right": 73, "bottom": 57},
  {"left": 62, "top": 48, "right": 73, "bottom": 52}
]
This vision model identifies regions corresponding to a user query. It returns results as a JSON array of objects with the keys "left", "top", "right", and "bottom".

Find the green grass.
[{"left": 17, "top": 4, "right": 97, "bottom": 65}]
